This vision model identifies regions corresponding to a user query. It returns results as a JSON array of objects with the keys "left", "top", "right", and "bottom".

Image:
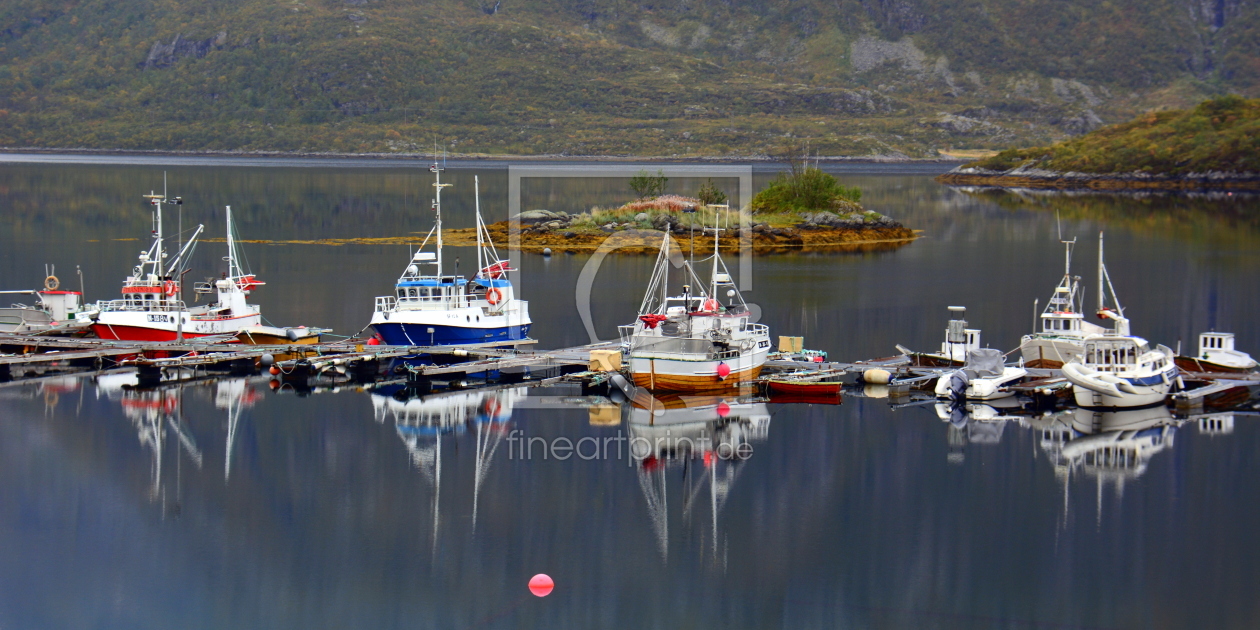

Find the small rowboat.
[
  {"left": 236, "top": 325, "right": 323, "bottom": 345},
  {"left": 765, "top": 370, "right": 845, "bottom": 403}
]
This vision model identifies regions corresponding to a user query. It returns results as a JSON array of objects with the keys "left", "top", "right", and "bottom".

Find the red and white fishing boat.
[{"left": 89, "top": 194, "right": 263, "bottom": 342}]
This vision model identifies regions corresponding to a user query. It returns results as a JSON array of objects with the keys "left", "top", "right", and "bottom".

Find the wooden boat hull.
[
  {"left": 630, "top": 364, "right": 763, "bottom": 391},
  {"left": 236, "top": 328, "right": 322, "bottom": 345},
  {"left": 766, "top": 379, "right": 842, "bottom": 396},
  {"left": 1174, "top": 356, "right": 1255, "bottom": 375}
]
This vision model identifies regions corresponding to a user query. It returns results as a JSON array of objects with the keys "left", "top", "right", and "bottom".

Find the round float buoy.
[
  {"left": 863, "top": 368, "right": 891, "bottom": 385},
  {"left": 366, "top": 336, "right": 382, "bottom": 346},
  {"left": 269, "top": 365, "right": 281, "bottom": 375},
  {"left": 542, "top": 247, "right": 552, "bottom": 257},
  {"left": 716, "top": 362, "right": 731, "bottom": 379},
  {"left": 260, "top": 353, "right": 275, "bottom": 367},
  {"left": 716, "top": 401, "right": 731, "bottom": 417},
  {"left": 44, "top": 275, "right": 59, "bottom": 291},
  {"left": 528, "top": 574, "right": 554, "bottom": 597},
  {"left": 268, "top": 379, "right": 280, "bottom": 391}
]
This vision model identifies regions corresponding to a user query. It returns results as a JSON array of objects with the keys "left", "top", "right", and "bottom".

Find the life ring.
[
  {"left": 44, "top": 275, "right": 59, "bottom": 291},
  {"left": 486, "top": 288, "right": 503, "bottom": 305},
  {"left": 163, "top": 281, "right": 178, "bottom": 297}
]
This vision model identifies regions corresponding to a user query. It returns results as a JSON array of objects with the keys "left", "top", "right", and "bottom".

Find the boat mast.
[
  {"left": 430, "top": 158, "right": 450, "bottom": 278},
  {"left": 474, "top": 175, "right": 484, "bottom": 274}
]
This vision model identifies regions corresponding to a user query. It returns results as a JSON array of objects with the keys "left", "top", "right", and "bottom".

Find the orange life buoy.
[
  {"left": 486, "top": 288, "right": 503, "bottom": 305},
  {"left": 163, "top": 281, "right": 178, "bottom": 297},
  {"left": 701, "top": 298, "right": 719, "bottom": 312}
]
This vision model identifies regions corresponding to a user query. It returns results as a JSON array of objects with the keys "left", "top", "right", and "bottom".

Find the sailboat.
[
  {"left": 1061, "top": 233, "right": 1178, "bottom": 409},
  {"left": 1019, "top": 238, "right": 1109, "bottom": 368},
  {"left": 621, "top": 228, "right": 771, "bottom": 391},
  {"left": 90, "top": 194, "right": 265, "bottom": 341},
  {"left": 369, "top": 165, "right": 531, "bottom": 346}
]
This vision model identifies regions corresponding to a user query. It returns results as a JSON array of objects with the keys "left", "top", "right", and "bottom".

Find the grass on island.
[{"left": 963, "top": 95, "right": 1260, "bottom": 176}]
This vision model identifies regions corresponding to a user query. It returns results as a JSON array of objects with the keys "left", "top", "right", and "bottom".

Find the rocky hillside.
[
  {"left": 0, "top": 0, "right": 1257, "bottom": 157},
  {"left": 936, "top": 95, "right": 1260, "bottom": 189}
]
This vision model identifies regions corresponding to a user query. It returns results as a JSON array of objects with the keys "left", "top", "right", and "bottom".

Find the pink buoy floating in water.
[
  {"left": 529, "top": 574, "right": 554, "bottom": 597},
  {"left": 716, "top": 362, "right": 731, "bottom": 378},
  {"left": 716, "top": 401, "right": 731, "bottom": 418}
]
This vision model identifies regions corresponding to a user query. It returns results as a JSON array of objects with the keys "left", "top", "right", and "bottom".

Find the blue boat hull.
[{"left": 372, "top": 322, "right": 531, "bottom": 346}]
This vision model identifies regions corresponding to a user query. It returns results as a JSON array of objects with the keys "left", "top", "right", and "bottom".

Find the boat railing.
[
  {"left": 96, "top": 299, "right": 190, "bottom": 312},
  {"left": 711, "top": 347, "right": 743, "bottom": 361},
  {"left": 375, "top": 296, "right": 397, "bottom": 312},
  {"left": 618, "top": 324, "right": 636, "bottom": 345}
]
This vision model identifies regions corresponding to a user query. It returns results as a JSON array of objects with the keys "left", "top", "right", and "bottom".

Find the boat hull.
[
  {"left": 629, "top": 348, "right": 768, "bottom": 392},
  {"left": 765, "top": 380, "right": 842, "bottom": 396},
  {"left": 1062, "top": 362, "right": 1175, "bottom": 409},
  {"left": 1020, "top": 337, "right": 1084, "bottom": 369},
  {"left": 1174, "top": 356, "right": 1256, "bottom": 374},
  {"left": 236, "top": 327, "right": 322, "bottom": 345},
  {"left": 92, "top": 323, "right": 226, "bottom": 342},
  {"left": 372, "top": 322, "right": 531, "bottom": 346}
]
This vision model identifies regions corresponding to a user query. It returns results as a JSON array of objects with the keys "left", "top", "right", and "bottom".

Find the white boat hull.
[
  {"left": 1020, "top": 336, "right": 1085, "bottom": 368},
  {"left": 1062, "top": 361, "right": 1175, "bottom": 409}
]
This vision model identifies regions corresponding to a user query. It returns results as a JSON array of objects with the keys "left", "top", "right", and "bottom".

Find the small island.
[
  {"left": 445, "top": 166, "right": 918, "bottom": 254},
  {"left": 936, "top": 95, "right": 1260, "bottom": 191}
]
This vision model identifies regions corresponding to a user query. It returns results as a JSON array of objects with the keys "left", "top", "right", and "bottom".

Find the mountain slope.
[{"left": 0, "top": 0, "right": 1257, "bottom": 156}]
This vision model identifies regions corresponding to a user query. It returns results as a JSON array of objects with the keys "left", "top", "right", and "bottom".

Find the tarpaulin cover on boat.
[{"left": 964, "top": 348, "right": 1005, "bottom": 378}]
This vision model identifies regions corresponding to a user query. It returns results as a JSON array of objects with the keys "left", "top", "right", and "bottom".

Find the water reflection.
[
  {"left": 370, "top": 386, "right": 525, "bottom": 541},
  {"left": 623, "top": 394, "right": 771, "bottom": 564}
]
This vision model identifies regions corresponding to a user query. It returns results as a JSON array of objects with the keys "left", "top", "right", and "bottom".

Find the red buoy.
[
  {"left": 366, "top": 336, "right": 382, "bottom": 346},
  {"left": 716, "top": 362, "right": 731, "bottom": 378},
  {"left": 716, "top": 401, "right": 731, "bottom": 417},
  {"left": 269, "top": 365, "right": 280, "bottom": 375},
  {"left": 529, "top": 574, "right": 554, "bottom": 597}
]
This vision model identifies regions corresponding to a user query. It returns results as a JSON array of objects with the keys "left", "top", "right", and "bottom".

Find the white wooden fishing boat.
[
  {"left": 1174, "top": 331, "right": 1257, "bottom": 374},
  {"left": 621, "top": 229, "right": 771, "bottom": 391},
  {"left": 1019, "top": 238, "right": 1108, "bottom": 367},
  {"left": 0, "top": 268, "right": 89, "bottom": 334}
]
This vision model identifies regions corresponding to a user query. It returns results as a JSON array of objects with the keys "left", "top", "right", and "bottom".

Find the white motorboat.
[
  {"left": 934, "top": 347, "right": 1027, "bottom": 400},
  {"left": 1019, "top": 238, "right": 1109, "bottom": 367},
  {"left": 621, "top": 229, "right": 771, "bottom": 391},
  {"left": 1062, "top": 335, "right": 1178, "bottom": 408},
  {"left": 1175, "top": 331, "right": 1257, "bottom": 374},
  {"left": 369, "top": 166, "right": 531, "bottom": 346},
  {"left": 1060, "top": 233, "right": 1179, "bottom": 408}
]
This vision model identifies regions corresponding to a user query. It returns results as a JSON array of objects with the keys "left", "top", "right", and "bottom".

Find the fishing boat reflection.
[
  {"left": 623, "top": 394, "right": 771, "bottom": 564},
  {"left": 369, "top": 386, "right": 526, "bottom": 542}
]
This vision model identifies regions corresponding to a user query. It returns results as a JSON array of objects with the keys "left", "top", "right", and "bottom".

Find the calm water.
[{"left": 1, "top": 156, "right": 1259, "bottom": 629}]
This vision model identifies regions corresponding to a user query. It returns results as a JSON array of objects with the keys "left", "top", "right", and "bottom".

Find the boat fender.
[
  {"left": 44, "top": 275, "right": 59, "bottom": 291},
  {"left": 260, "top": 353, "right": 275, "bottom": 367},
  {"left": 487, "top": 288, "right": 503, "bottom": 305},
  {"left": 717, "top": 362, "right": 731, "bottom": 379},
  {"left": 863, "top": 368, "right": 891, "bottom": 385},
  {"left": 286, "top": 329, "right": 301, "bottom": 342}
]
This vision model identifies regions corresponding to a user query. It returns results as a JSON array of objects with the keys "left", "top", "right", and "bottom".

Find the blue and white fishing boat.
[{"left": 369, "top": 163, "right": 531, "bottom": 346}]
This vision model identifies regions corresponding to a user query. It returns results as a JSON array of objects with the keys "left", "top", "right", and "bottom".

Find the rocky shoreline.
[
  {"left": 936, "top": 164, "right": 1260, "bottom": 191},
  {"left": 444, "top": 210, "right": 918, "bottom": 255}
]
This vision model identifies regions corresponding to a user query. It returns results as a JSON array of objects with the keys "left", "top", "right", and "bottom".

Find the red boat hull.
[{"left": 91, "top": 323, "right": 223, "bottom": 342}]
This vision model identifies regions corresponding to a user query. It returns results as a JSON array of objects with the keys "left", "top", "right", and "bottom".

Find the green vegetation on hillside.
[
  {"left": 0, "top": 0, "right": 1258, "bottom": 156},
  {"left": 965, "top": 96, "right": 1260, "bottom": 175}
]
